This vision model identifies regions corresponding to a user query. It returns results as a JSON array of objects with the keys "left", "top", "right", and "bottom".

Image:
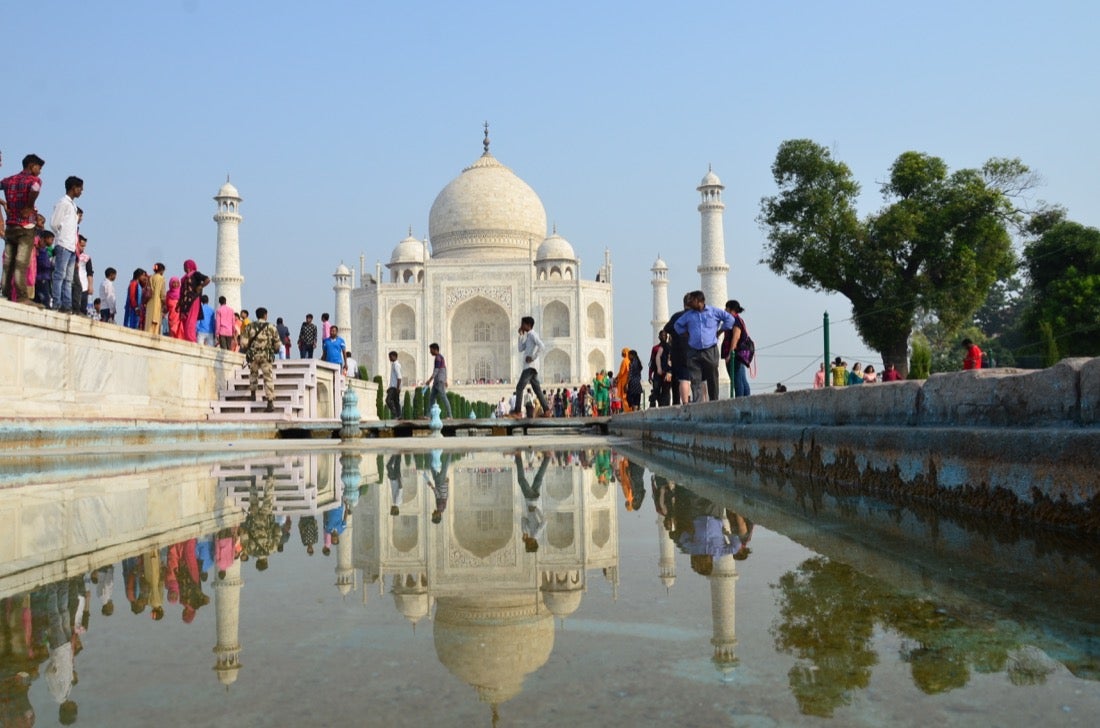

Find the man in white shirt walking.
[
  {"left": 385, "top": 350, "right": 402, "bottom": 419},
  {"left": 509, "top": 315, "right": 551, "bottom": 418}
]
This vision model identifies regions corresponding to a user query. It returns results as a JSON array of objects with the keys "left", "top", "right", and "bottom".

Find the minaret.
[
  {"left": 708, "top": 553, "right": 739, "bottom": 680},
  {"left": 650, "top": 255, "right": 669, "bottom": 343},
  {"left": 657, "top": 515, "right": 676, "bottom": 594},
  {"left": 334, "top": 263, "right": 353, "bottom": 346},
  {"left": 697, "top": 166, "right": 729, "bottom": 309},
  {"left": 212, "top": 559, "right": 244, "bottom": 687},
  {"left": 213, "top": 177, "right": 244, "bottom": 311}
]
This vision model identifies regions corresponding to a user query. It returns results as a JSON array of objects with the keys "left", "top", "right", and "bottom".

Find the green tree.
[
  {"left": 759, "top": 140, "right": 1031, "bottom": 376},
  {"left": 1022, "top": 220, "right": 1100, "bottom": 359},
  {"left": 402, "top": 390, "right": 412, "bottom": 419},
  {"left": 373, "top": 375, "right": 384, "bottom": 418}
]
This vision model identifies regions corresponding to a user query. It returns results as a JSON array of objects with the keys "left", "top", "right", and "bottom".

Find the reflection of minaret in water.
[
  {"left": 336, "top": 511, "right": 355, "bottom": 597},
  {"left": 709, "top": 553, "right": 739, "bottom": 679},
  {"left": 657, "top": 515, "right": 676, "bottom": 594},
  {"left": 212, "top": 559, "right": 243, "bottom": 687}
]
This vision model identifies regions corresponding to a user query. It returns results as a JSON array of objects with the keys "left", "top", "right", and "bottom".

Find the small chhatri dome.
[
  {"left": 536, "top": 230, "right": 576, "bottom": 261},
  {"left": 334, "top": 262, "right": 351, "bottom": 276},
  {"left": 699, "top": 164, "right": 723, "bottom": 189},
  {"left": 651, "top": 255, "right": 668, "bottom": 271},
  {"left": 389, "top": 232, "right": 427, "bottom": 265},
  {"left": 217, "top": 175, "right": 240, "bottom": 198}
]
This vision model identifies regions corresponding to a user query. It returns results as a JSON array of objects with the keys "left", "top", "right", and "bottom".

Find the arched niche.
[
  {"left": 587, "top": 349, "right": 606, "bottom": 379},
  {"left": 544, "top": 349, "right": 570, "bottom": 384},
  {"left": 543, "top": 300, "right": 570, "bottom": 338},
  {"left": 586, "top": 302, "right": 606, "bottom": 339},
  {"left": 450, "top": 296, "right": 509, "bottom": 382},
  {"left": 390, "top": 304, "right": 416, "bottom": 340}
]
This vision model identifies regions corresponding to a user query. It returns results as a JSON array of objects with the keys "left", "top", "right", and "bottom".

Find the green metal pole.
[{"left": 823, "top": 311, "right": 831, "bottom": 386}]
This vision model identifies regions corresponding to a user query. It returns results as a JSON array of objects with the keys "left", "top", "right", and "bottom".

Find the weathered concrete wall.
[
  {"left": 0, "top": 301, "right": 240, "bottom": 420},
  {"left": 611, "top": 359, "right": 1100, "bottom": 533}
]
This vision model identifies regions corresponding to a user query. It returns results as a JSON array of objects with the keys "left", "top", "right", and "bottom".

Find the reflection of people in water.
[
  {"left": 167, "top": 539, "right": 210, "bottom": 623},
  {"left": 39, "top": 581, "right": 78, "bottom": 725},
  {"left": 615, "top": 455, "right": 646, "bottom": 511},
  {"left": 216, "top": 527, "right": 240, "bottom": 577},
  {"left": 241, "top": 469, "right": 281, "bottom": 571},
  {"left": 92, "top": 564, "right": 115, "bottom": 617},
  {"left": 298, "top": 516, "right": 319, "bottom": 556},
  {"left": 387, "top": 454, "right": 403, "bottom": 517},
  {"left": 593, "top": 449, "right": 612, "bottom": 485},
  {"left": 322, "top": 501, "right": 347, "bottom": 556},
  {"left": 425, "top": 450, "right": 451, "bottom": 524},
  {"left": 665, "top": 486, "right": 753, "bottom": 574},
  {"left": 515, "top": 452, "right": 549, "bottom": 552}
]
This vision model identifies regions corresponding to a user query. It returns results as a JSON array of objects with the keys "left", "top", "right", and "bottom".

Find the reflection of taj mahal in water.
[
  {"left": 0, "top": 450, "right": 740, "bottom": 719},
  {"left": 206, "top": 452, "right": 740, "bottom": 707}
]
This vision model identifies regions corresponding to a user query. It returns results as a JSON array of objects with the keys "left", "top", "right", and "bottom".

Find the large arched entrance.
[{"left": 450, "top": 297, "right": 511, "bottom": 383}]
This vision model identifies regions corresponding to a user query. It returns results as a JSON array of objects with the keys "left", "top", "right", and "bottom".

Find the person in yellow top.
[{"left": 831, "top": 357, "right": 847, "bottom": 387}]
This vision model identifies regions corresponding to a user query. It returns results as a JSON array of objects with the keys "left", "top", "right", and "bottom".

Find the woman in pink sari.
[
  {"left": 166, "top": 276, "right": 182, "bottom": 338},
  {"left": 177, "top": 259, "right": 210, "bottom": 342}
]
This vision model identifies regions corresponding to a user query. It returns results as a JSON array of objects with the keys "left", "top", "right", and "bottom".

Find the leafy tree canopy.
[{"left": 759, "top": 140, "right": 1032, "bottom": 375}]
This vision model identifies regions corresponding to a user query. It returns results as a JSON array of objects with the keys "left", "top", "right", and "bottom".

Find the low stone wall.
[
  {"left": 0, "top": 301, "right": 239, "bottom": 421},
  {"left": 611, "top": 358, "right": 1100, "bottom": 533}
]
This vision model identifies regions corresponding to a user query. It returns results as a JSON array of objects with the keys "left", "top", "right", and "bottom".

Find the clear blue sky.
[{"left": 7, "top": 1, "right": 1098, "bottom": 387}]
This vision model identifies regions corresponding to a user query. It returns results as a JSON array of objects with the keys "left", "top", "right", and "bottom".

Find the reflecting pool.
[{"left": 1, "top": 446, "right": 1098, "bottom": 727}]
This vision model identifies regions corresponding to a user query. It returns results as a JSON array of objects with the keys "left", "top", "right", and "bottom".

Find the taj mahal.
[
  {"left": 209, "top": 126, "right": 732, "bottom": 397},
  {"left": 334, "top": 126, "right": 616, "bottom": 392}
]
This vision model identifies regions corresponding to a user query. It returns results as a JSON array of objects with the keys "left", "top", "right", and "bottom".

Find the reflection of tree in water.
[
  {"left": 772, "top": 556, "right": 1043, "bottom": 717},
  {"left": 771, "top": 557, "right": 879, "bottom": 717}
]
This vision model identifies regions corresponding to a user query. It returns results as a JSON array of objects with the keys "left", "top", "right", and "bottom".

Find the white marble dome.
[
  {"left": 536, "top": 231, "right": 576, "bottom": 261},
  {"left": 651, "top": 255, "right": 668, "bottom": 271},
  {"left": 217, "top": 180, "right": 240, "bottom": 198},
  {"left": 699, "top": 168, "right": 723, "bottom": 188},
  {"left": 389, "top": 234, "right": 427, "bottom": 265},
  {"left": 428, "top": 152, "right": 547, "bottom": 260},
  {"left": 334, "top": 262, "right": 351, "bottom": 276}
]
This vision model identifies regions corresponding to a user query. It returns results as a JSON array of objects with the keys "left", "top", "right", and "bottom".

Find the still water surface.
[{"left": 1, "top": 446, "right": 1097, "bottom": 727}]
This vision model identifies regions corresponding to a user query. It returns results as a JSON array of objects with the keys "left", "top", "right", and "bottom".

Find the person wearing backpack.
[
  {"left": 240, "top": 307, "right": 282, "bottom": 412},
  {"left": 723, "top": 300, "right": 752, "bottom": 398}
]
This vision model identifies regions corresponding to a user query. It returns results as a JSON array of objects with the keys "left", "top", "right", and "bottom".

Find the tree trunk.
[{"left": 882, "top": 340, "right": 910, "bottom": 379}]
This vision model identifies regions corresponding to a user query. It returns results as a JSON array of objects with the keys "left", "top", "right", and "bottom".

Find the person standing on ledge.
[
  {"left": 673, "top": 290, "right": 735, "bottom": 403},
  {"left": 240, "top": 307, "right": 281, "bottom": 412},
  {"left": 509, "top": 316, "right": 550, "bottom": 418},
  {"left": 386, "top": 350, "right": 402, "bottom": 419},
  {"left": 297, "top": 314, "right": 317, "bottom": 359},
  {"left": 962, "top": 338, "right": 983, "bottom": 370},
  {"left": 424, "top": 342, "right": 453, "bottom": 419},
  {"left": 2, "top": 154, "right": 45, "bottom": 306},
  {"left": 321, "top": 325, "right": 347, "bottom": 371}
]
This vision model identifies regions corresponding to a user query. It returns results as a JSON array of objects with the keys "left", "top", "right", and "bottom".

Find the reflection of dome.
[
  {"left": 217, "top": 180, "right": 240, "bottom": 198},
  {"left": 428, "top": 151, "right": 547, "bottom": 261},
  {"left": 536, "top": 232, "right": 576, "bottom": 261},
  {"left": 541, "top": 570, "right": 584, "bottom": 619},
  {"left": 389, "top": 234, "right": 427, "bottom": 265},
  {"left": 434, "top": 594, "right": 554, "bottom": 706},
  {"left": 393, "top": 592, "right": 430, "bottom": 624}
]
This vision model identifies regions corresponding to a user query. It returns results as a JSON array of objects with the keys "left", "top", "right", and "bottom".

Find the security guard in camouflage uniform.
[
  {"left": 241, "top": 468, "right": 281, "bottom": 570},
  {"left": 240, "top": 306, "right": 282, "bottom": 412}
]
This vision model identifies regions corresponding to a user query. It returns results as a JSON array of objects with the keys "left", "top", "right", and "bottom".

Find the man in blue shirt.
[
  {"left": 673, "top": 290, "right": 735, "bottom": 402},
  {"left": 321, "top": 325, "right": 347, "bottom": 371},
  {"left": 196, "top": 295, "right": 216, "bottom": 346}
]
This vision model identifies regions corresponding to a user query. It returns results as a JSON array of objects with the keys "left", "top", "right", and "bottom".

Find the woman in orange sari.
[{"left": 615, "top": 347, "right": 632, "bottom": 412}]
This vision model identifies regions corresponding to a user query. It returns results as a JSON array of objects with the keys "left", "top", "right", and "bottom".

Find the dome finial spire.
[
  {"left": 483, "top": 121, "right": 490, "bottom": 155},
  {"left": 408, "top": 225, "right": 413, "bottom": 237}
]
